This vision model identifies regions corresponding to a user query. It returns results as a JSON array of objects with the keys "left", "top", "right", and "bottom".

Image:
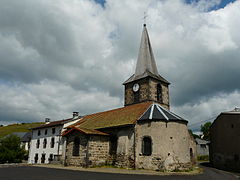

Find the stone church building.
[{"left": 62, "top": 25, "right": 196, "bottom": 171}]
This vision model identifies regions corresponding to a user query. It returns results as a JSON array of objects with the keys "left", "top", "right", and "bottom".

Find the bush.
[
  {"left": 0, "top": 135, "right": 26, "bottom": 164},
  {"left": 197, "top": 155, "right": 209, "bottom": 161}
]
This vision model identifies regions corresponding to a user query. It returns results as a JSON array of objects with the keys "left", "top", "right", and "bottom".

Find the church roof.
[
  {"left": 138, "top": 103, "right": 186, "bottom": 122},
  {"left": 63, "top": 102, "right": 187, "bottom": 136},
  {"left": 123, "top": 25, "right": 169, "bottom": 85},
  {"left": 74, "top": 102, "right": 153, "bottom": 130}
]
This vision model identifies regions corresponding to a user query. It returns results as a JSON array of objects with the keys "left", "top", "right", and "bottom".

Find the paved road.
[{"left": 0, "top": 165, "right": 238, "bottom": 180}]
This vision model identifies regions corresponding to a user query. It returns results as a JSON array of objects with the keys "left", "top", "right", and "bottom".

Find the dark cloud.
[{"left": 0, "top": 0, "right": 239, "bottom": 131}]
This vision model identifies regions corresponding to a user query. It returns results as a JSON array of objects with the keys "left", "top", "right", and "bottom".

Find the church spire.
[{"left": 134, "top": 24, "right": 159, "bottom": 77}]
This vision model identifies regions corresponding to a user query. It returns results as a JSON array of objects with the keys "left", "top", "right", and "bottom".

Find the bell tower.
[{"left": 123, "top": 24, "right": 170, "bottom": 109}]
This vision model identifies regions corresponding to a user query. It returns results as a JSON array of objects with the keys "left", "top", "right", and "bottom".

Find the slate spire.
[
  {"left": 135, "top": 24, "right": 159, "bottom": 77},
  {"left": 123, "top": 24, "right": 169, "bottom": 85}
]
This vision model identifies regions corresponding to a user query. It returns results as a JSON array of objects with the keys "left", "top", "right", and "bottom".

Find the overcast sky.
[{"left": 0, "top": 0, "right": 239, "bottom": 131}]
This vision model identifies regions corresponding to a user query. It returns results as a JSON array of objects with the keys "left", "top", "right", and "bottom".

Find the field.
[{"left": 0, "top": 122, "right": 44, "bottom": 138}]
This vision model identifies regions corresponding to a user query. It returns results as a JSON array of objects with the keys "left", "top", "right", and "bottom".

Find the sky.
[{"left": 0, "top": 0, "right": 239, "bottom": 132}]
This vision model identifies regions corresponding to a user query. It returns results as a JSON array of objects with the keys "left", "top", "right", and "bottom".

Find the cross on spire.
[{"left": 143, "top": 12, "right": 148, "bottom": 26}]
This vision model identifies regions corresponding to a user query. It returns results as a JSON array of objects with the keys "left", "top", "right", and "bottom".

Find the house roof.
[
  {"left": 222, "top": 107, "right": 240, "bottom": 114},
  {"left": 21, "top": 132, "right": 32, "bottom": 142},
  {"left": 195, "top": 138, "right": 209, "bottom": 145},
  {"left": 32, "top": 118, "right": 79, "bottom": 130}
]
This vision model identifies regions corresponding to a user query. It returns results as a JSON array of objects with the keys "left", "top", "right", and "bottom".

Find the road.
[{"left": 0, "top": 165, "right": 238, "bottom": 180}]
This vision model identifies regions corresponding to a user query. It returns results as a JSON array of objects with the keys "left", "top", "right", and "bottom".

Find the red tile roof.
[
  {"left": 32, "top": 118, "right": 74, "bottom": 130},
  {"left": 62, "top": 127, "right": 109, "bottom": 136}
]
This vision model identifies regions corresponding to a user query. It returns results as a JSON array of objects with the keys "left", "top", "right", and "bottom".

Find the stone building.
[
  {"left": 196, "top": 138, "right": 209, "bottom": 156},
  {"left": 62, "top": 24, "right": 196, "bottom": 171},
  {"left": 210, "top": 108, "right": 240, "bottom": 172}
]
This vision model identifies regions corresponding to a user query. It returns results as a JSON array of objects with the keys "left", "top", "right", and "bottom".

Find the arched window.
[
  {"left": 43, "top": 138, "right": 47, "bottom": 149},
  {"left": 50, "top": 137, "right": 55, "bottom": 148},
  {"left": 157, "top": 83, "right": 162, "bottom": 103},
  {"left": 142, "top": 136, "right": 152, "bottom": 156},
  {"left": 72, "top": 137, "right": 80, "bottom": 156},
  {"left": 36, "top": 139, "right": 40, "bottom": 149}
]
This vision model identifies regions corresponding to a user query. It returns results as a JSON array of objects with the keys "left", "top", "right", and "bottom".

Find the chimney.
[
  {"left": 73, "top": 112, "right": 79, "bottom": 119},
  {"left": 45, "top": 118, "right": 50, "bottom": 124}
]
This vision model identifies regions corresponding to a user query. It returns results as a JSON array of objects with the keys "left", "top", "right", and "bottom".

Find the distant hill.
[{"left": 0, "top": 122, "right": 44, "bottom": 138}]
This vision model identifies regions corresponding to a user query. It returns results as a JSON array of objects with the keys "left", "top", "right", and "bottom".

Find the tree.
[
  {"left": 188, "top": 129, "right": 200, "bottom": 139},
  {"left": 0, "top": 134, "right": 26, "bottom": 164},
  {"left": 200, "top": 122, "right": 212, "bottom": 141}
]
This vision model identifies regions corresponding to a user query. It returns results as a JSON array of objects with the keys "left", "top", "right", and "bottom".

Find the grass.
[
  {"left": 197, "top": 155, "right": 209, "bottom": 162},
  {"left": 0, "top": 122, "right": 44, "bottom": 138}
]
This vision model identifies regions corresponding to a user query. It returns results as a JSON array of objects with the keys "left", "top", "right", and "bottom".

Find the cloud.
[{"left": 0, "top": 0, "right": 239, "bottom": 130}]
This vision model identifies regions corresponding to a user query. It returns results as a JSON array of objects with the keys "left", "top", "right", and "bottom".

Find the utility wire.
[
  {"left": 188, "top": 115, "right": 217, "bottom": 127},
  {"left": 187, "top": 107, "right": 232, "bottom": 128}
]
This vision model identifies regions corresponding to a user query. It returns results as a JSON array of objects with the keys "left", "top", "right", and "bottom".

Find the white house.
[{"left": 28, "top": 112, "right": 81, "bottom": 164}]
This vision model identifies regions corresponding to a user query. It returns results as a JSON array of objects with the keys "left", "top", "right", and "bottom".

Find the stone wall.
[
  {"left": 101, "top": 126, "right": 135, "bottom": 168},
  {"left": 149, "top": 78, "right": 169, "bottom": 109},
  {"left": 124, "top": 77, "right": 169, "bottom": 109},
  {"left": 88, "top": 136, "right": 109, "bottom": 166},
  {"left": 64, "top": 131, "right": 109, "bottom": 167},
  {"left": 135, "top": 121, "right": 192, "bottom": 171},
  {"left": 65, "top": 132, "right": 88, "bottom": 166},
  {"left": 188, "top": 131, "right": 197, "bottom": 164}
]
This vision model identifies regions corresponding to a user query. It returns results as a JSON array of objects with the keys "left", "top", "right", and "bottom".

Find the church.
[{"left": 61, "top": 24, "right": 196, "bottom": 171}]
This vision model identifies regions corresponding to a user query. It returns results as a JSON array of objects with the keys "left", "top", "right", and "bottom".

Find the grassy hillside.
[{"left": 0, "top": 122, "right": 44, "bottom": 138}]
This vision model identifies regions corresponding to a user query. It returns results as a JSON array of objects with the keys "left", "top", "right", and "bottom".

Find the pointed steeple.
[
  {"left": 123, "top": 24, "right": 169, "bottom": 85},
  {"left": 135, "top": 24, "right": 159, "bottom": 77},
  {"left": 123, "top": 24, "right": 170, "bottom": 108}
]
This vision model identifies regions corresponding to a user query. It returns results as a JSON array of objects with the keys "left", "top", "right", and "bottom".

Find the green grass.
[
  {"left": 0, "top": 122, "right": 44, "bottom": 138},
  {"left": 197, "top": 155, "right": 209, "bottom": 161}
]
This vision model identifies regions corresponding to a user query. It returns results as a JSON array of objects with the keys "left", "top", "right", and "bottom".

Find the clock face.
[{"left": 133, "top": 83, "right": 140, "bottom": 92}]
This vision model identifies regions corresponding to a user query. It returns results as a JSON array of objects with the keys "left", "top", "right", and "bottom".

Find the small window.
[
  {"left": 52, "top": 128, "right": 56, "bottom": 134},
  {"left": 45, "top": 129, "right": 48, "bottom": 135},
  {"left": 142, "top": 136, "right": 152, "bottom": 156},
  {"left": 38, "top": 130, "right": 41, "bottom": 136},
  {"left": 157, "top": 83, "right": 162, "bottom": 103},
  {"left": 200, "top": 144, "right": 206, "bottom": 148},
  {"left": 231, "top": 124, "right": 234, "bottom": 128},
  {"left": 36, "top": 139, "right": 40, "bottom": 149},
  {"left": 72, "top": 137, "right": 80, "bottom": 156},
  {"left": 43, "top": 138, "right": 47, "bottom": 149},
  {"left": 50, "top": 137, "right": 55, "bottom": 148}
]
